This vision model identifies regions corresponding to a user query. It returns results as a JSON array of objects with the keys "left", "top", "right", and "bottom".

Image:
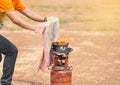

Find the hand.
[
  {"left": 43, "top": 17, "right": 47, "bottom": 22},
  {"left": 34, "top": 23, "right": 46, "bottom": 34}
]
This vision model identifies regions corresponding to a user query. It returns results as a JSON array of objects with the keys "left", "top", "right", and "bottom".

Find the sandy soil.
[{"left": 0, "top": 31, "right": 120, "bottom": 85}]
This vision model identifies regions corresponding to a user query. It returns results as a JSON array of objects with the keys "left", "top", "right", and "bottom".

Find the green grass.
[{"left": 59, "top": 18, "right": 70, "bottom": 24}]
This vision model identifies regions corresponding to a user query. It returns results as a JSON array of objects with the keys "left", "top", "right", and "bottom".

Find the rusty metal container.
[
  {"left": 50, "top": 41, "right": 73, "bottom": 85},
  {"left": 51, "top": 69, "right": 72, "bottom": 85}
]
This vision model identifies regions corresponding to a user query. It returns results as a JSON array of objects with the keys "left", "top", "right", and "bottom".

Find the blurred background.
[
  {"left": 0, "top": 0, "right": 120, "bottom": 85},
  {"left": 4, "top": 0, "right": 120, "bottom": 31}
]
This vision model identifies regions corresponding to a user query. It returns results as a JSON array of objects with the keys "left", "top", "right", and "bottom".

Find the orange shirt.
[{"left": 0, "top": 0, "right": 26, "bottom": 23}]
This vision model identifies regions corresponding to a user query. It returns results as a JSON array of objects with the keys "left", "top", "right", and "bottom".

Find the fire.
[{"left": 57, "top": 38, "right": 69, "bottom": 45}]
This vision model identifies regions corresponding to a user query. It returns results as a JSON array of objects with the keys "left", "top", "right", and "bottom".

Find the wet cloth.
[{"left": 38, "top": 17, "right": 59, "bottom": 71}]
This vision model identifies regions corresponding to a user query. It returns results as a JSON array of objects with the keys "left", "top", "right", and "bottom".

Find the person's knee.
[
  {"left": 8, "top": 46, "right": 18, "bottom": 58},
  {"left": 11, "top": 46, "right": 18, "bottom": 61},
  {"left": 12, "top": 46, "right": 18, "bottom": 55}
]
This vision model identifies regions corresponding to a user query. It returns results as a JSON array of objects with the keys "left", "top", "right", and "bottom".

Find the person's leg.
[
  {"left": 0, "top": 53, "right": 2, "bottom": 62},
  {"left": 0, "top": 35, "right": 18, "bottom": 85}
]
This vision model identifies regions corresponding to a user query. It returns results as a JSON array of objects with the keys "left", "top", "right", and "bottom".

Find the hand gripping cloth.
[{"left": 38, "top": 17, "right": 59, "bottom": 71}]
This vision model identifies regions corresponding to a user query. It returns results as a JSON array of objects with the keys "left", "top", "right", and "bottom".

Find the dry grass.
[{"left": 4, "top": 0, "right": 120, "bottom": 31}]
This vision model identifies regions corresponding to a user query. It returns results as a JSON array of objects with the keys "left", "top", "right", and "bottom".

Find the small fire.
[{"left": 57, "top": 38, "right": 69, "bottom": 45}]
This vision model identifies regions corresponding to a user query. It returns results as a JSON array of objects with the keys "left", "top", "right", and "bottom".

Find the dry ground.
[
  {"left": 0, "top": 31, "right": 120, "bottom": 85},
  {"left": 0, "top": 0, "right": 120, "bottom": 85}
]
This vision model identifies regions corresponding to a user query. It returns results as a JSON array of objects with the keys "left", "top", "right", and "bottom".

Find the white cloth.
[{"left": 38, "top": 17, "right": 59, "bottom": 71}]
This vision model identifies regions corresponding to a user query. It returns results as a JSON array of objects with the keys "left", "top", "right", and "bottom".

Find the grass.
[
  {"left": 59, "top": 18, "right": 70, "bottom": 24},
  {"left": 39, "top": 5, "right": 55, "bottom": 11},
  {"left": 39, "top": 5, "right": 72, "bottom": 11},
  {"left": 3, "top": 0, "right": 120, "bottom": 32}
]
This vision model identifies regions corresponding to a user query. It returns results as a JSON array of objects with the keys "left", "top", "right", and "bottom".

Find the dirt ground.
[
  {"left": 0, "top": 31, "right": 120, "bottom": 85},
  {"left": 0, "top": 0, "right": 120, "bottom": 85}
]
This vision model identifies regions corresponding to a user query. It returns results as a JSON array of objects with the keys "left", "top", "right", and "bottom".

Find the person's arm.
[
  {"left": 19, "top": 8, "right": 46, "bottom": 22},
  {"left": 5, "top": 11, "right": 35, "bottom": 31}
]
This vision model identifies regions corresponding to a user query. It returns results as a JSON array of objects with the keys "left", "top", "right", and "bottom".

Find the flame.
[{"left": 57, "top": 38, "right": 69, "bottom": 45}]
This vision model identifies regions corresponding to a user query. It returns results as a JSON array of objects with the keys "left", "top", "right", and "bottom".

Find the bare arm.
[
  {"left": 19, "top": 8, "right": 45, "bottom": 22},
  {"left": 5, "top": 11, "right": 35, "bottom": 31}
]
